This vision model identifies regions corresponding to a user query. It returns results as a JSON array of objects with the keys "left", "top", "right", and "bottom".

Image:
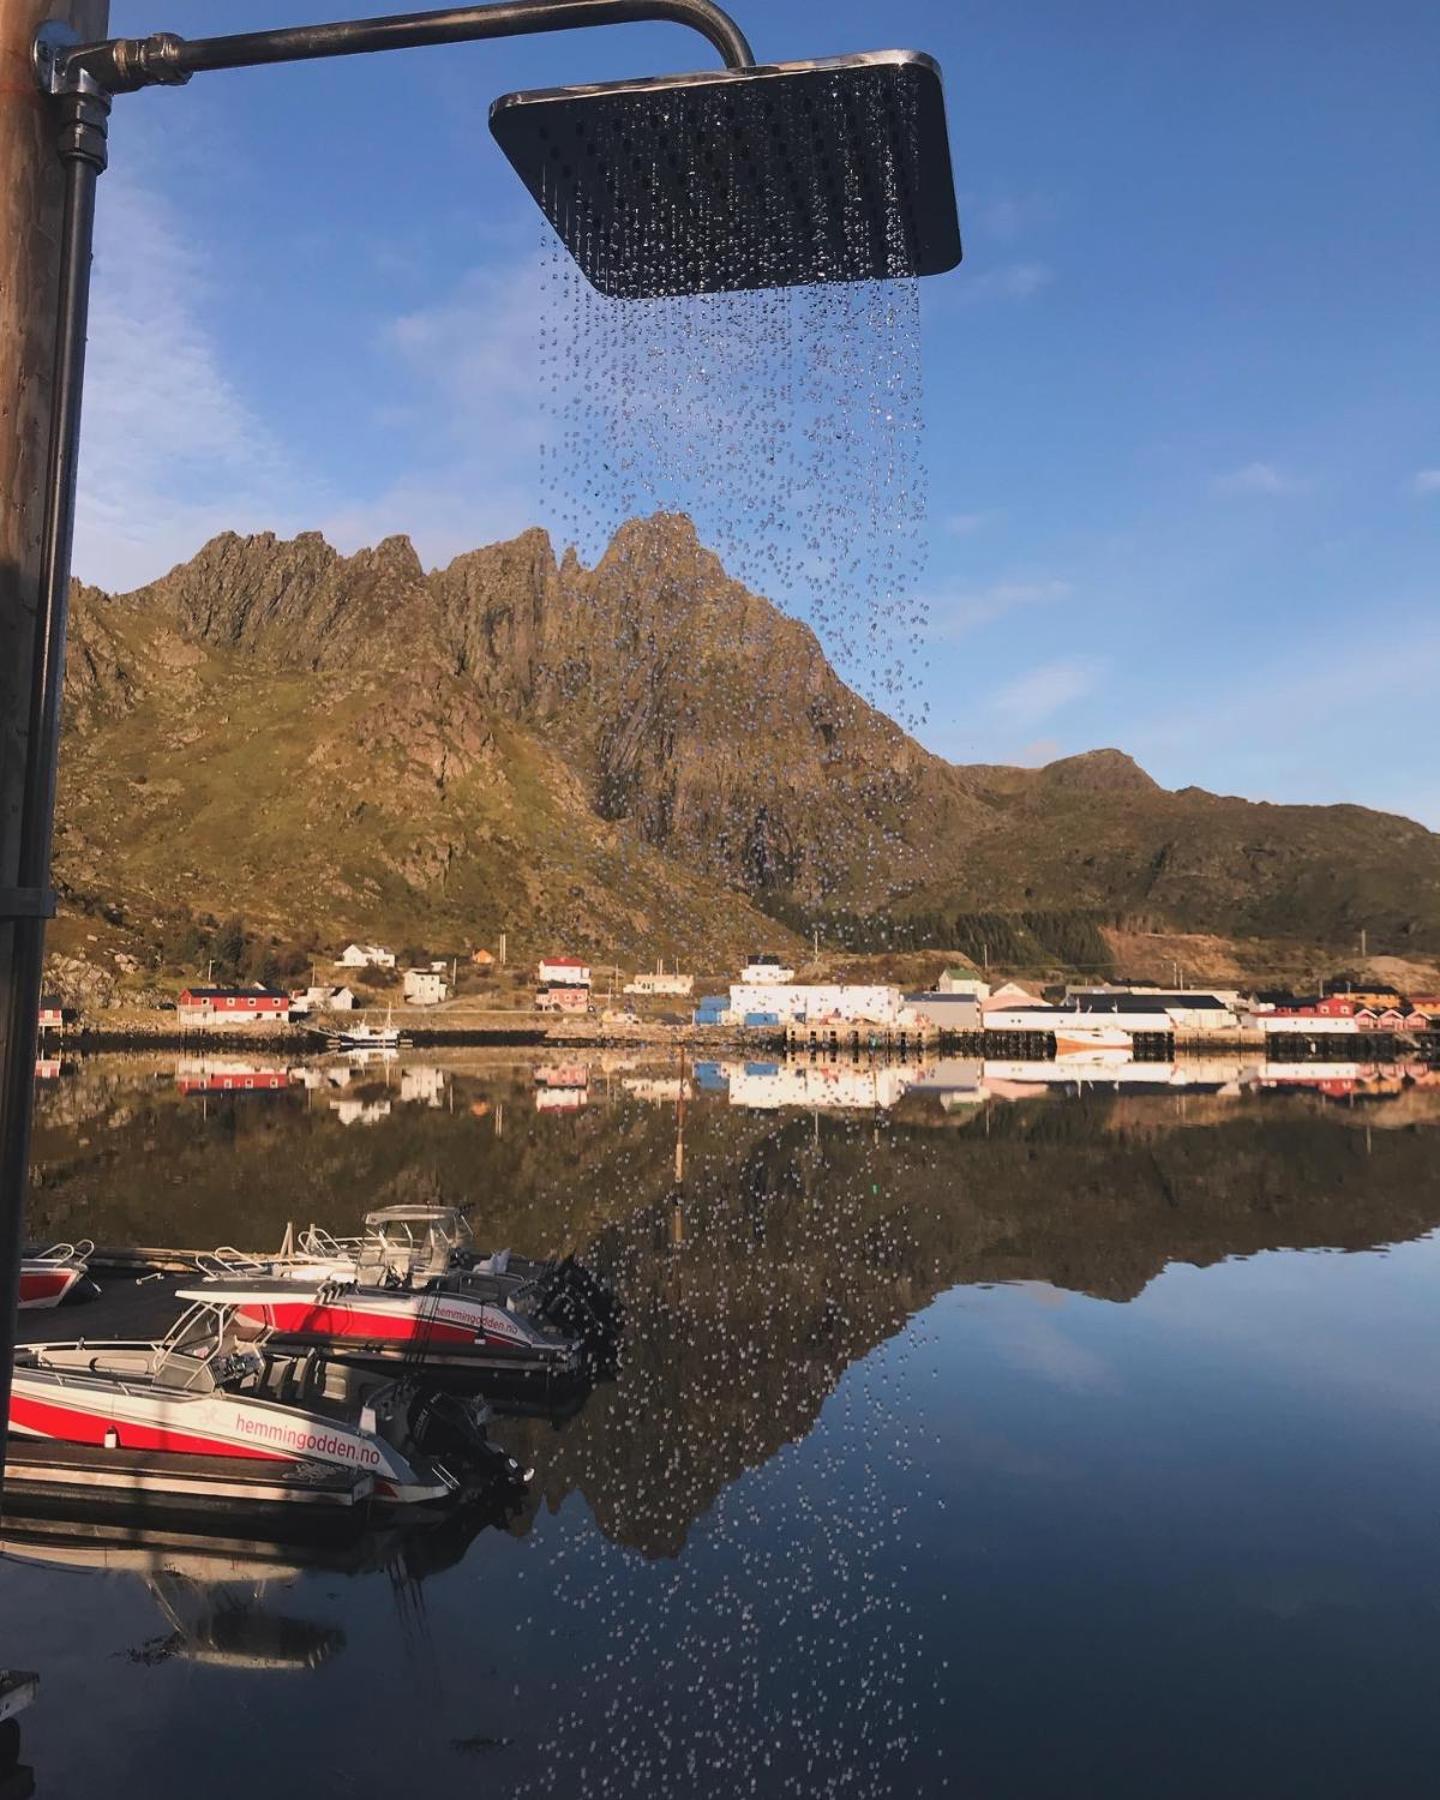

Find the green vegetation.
[{"left": 54, "top": 517, "right": 1440, "bottom": 980}]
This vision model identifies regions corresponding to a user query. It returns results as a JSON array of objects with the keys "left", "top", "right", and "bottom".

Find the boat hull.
[
  {"left": 17, "top": 1263, "right": 84, "bottom": 1310},
  {"left": 223, "top": 1288, "right": 585, "bottom": 1380},
  {"left": 7, "top": 1365, "right": 443, "bottom": 1506}
]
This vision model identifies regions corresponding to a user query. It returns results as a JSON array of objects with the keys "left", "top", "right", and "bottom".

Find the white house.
[
  {"left": 938, "top": 970, "right": 989, "bottom": 999},
  {"left": 740, "top": 957, "right": 795, "bottom": 984},
  {"left": 729, "top": 983, "right": 904, "bottom": 1026},
  {"left": 290, "top": 985, "right": 359, "bottom": 1014},
  {"left": 624, "top": 972, "right": 695, "bottom": 997},
  {"left": 337, "top": 943, "right": 395, "bottom": 970},
  {"left": 402, "top": 968, "right": 449, "bottom": 1006},
  {"left": 538, "top": 956, "right": 591, "bottom": 988}
]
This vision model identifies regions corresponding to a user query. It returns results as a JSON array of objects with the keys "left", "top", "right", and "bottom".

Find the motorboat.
[
  {"left": 325, "top": 1013, "right": 404, "bottom": 1051},
  {"left": 199, "top": 1205, "right": 621, "bottom": 1378},
  {"left": 1053, "top": 1025, "right": 1134, "bottom": 1062},
  {"left": 194, "top": 1260, "right": 590, "bottom": 1385},
  {"left": 8, "top": 1296, "right": 527, "bottom": 1507},
  {"left": 18, "top": 1241, "right": 95, "bottom": 1310}
]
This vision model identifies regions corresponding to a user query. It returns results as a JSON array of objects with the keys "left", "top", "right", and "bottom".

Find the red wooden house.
[{"left": 178, "top": 986, "right": 292, "bottom": 1025}]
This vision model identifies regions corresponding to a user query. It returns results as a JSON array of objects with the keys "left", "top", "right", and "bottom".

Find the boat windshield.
[
  {"left": 362, "top": 1208, "right": 474, "bottom": 1268},
  {"left": 155, "top": 1302, "right": 264, "bottom": 1392}
]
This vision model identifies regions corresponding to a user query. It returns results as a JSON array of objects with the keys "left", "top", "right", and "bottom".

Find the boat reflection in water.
[{"left": 0, "top": 1502, "right": 507, "bottom": 1680}]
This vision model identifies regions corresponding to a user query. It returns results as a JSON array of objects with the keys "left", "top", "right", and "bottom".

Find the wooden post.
[{"left": 0, "top": 0, "right": 110, "bottom": 1470}]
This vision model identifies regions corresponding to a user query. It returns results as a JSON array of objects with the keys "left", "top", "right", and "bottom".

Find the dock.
[{"left": 2, "top": 1442, "right": 373, "bottom": 1533}]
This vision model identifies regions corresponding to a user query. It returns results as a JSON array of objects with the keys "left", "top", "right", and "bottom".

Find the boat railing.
[
  {"left": 196, "top": 1247, "right": 272, "bottom": 1279},
  {"left": 296, "top": 1226, "right": 361, "bottom": 1260},
  {"left": 29, "top": 1239, "right": 94, "bottom": 1265}
]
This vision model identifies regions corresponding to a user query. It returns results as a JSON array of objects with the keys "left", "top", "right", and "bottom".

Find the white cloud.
[
  {"left": 1214, "top": 461, "right": 1307, "bottom": 497},
  {"left": 989, "top": 656, "right": 1104, "bottom": 727},
  {"left": 75, "top": 182, "right": 548, "bottom": 588},
  {"left": 75, "top": 169, "right": 308, "bottom": 593},
  {"left": 944, "top": 511, "right": 992, "bottom": 537},
  {"left": 322, "top": 257, "right": 548, "bottom": 566},
  {"left": 1411, "top": 469, "right": 1440, "bottom": 496},
  {"left": 957, "top": 261, "right": 1054, "bottom": 304},
  {"left": 929, "top": 577, "right": 1070, "bottom": 640}
]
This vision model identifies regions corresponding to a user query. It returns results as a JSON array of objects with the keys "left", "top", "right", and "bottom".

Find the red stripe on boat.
[
  {"left": 7, "top": 1391, "right": 289, "bottom": 1460},
  {"left": 239, "top": 1301, "right": 480, "bottom": 1347}
]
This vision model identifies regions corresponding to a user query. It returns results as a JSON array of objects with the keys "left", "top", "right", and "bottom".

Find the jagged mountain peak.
[{"left": 55, "top": 515, "right": 1440, "bottom": 961}]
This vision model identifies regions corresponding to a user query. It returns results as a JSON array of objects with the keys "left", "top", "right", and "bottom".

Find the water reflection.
[{"left": 10, "top": 1052, "right": 1440, "bottom": 1796}]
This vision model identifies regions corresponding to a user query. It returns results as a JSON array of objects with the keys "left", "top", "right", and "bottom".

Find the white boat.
[
  {"left": 18, "top": 1241, "right": 94, "bottom": 1310},
  {"left": 1053, "top": 1025, "right": 1134, "bottom": 1062},
  {"left": 326, "top": 1015, "right": 404, "bottom": 1050},
  {"left": 8, "top": 1297, "right": 526, "bottom": 1507},
  {"left": 198, "top": 1206, "right": 620, "bottom": 1378}
]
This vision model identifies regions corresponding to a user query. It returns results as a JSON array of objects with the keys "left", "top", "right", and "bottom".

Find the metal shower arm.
[{"left": 40, "top": 0, "right": 756, "bottom": 95}]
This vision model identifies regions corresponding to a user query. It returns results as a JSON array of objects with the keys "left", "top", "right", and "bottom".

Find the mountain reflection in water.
[{"left": 7, "top": 1053, "right": 1440, "bottom": 1797}]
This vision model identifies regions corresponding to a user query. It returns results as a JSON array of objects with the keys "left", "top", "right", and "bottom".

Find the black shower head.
[{"left": 490, "top": 49, "right": 962, "bottom": 299}]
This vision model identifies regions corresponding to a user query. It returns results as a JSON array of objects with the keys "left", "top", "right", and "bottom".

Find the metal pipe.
[
  {"left": 58, "top": 0, "right": 755, "bottom": 92},
  {"left": 0, "top": 81, "right": 109, "bottom": 1493}
]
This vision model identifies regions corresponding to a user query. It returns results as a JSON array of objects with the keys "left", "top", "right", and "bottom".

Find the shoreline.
[{"left": 36, "top": 1023, "right": 1440, "bottom": 1061}]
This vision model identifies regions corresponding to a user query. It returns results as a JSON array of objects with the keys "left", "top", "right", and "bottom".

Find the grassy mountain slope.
[{"left": 53, "top": 515, "right": 1440, "bottom": 969}]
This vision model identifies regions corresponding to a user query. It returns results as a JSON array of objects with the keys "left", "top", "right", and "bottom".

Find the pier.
[{"left": 1, "top": 1443, "right": 374, "bottom": 1533}]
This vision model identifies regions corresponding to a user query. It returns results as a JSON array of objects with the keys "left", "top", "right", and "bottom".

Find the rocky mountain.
[{"left": 53, "top": 514, "right": 1440, "bottom": 968}]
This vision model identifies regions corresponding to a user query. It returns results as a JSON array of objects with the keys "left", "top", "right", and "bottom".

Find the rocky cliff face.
[{"left": 55, "top": 515, "right": 1440, "bottom": 960}]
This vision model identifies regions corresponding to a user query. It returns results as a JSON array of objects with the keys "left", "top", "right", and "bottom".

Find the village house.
[
  {"left": 538, "top": 956, "right": 591, "bottom": 988},
  {"left": 177, "top": 986, "right": 292, "bottom": 1027},
  {"left": 937, "top": 970, "right": 989, "bottom": 998},
  {"left": 289, "top": 985, "right": 359, "bottom": 1014},
  {"left": 624, "top": 971, "right": 696, "bottom": 997},
  {"left": 402, "top": 968, "right": 449, "bottom": 1007},
  {"left": 336, "top": 942, "right": 396, "bottom": 970},
  {"left": 741, "top": 955, "right": 795, "bottom": 983},
  {"left": 537, "top": 985, "right": 590, "bottom": 1014},
  {"left": 37, "top": 996, "right": 66, "bottom": 1032},
  {"left": 1070, "top": 991, "right": 1241, "bottom": 1033}
]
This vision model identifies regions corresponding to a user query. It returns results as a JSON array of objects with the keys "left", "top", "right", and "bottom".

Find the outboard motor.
[
  {"left": 409, "top": 1390, "right": 529, "bottom": 1496},
  {"left": 535, "top": 1258, "right": 624, "bottom": 1371}
]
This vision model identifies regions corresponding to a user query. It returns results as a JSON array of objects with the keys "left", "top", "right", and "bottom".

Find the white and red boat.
[
  {"left": 18, "top": 1241, "right": 94, "bottom": 1311},
  {"left": 9, "top": 1295, "right": 525, "bottom": 1507},
  {"left": 195, "top": 1264, "right": 588, "bottom": 1383},
  {"left": 1053, "top": 1025, "right": 1134, "bottom": 1062},
  {"left": 197, "top": 1206, "right": 619, "bottom": 1379}
]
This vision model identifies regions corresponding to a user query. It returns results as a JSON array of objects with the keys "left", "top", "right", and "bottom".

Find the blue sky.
[{"left": 85, "top": 0, "right": 1440, "bottom": 821}]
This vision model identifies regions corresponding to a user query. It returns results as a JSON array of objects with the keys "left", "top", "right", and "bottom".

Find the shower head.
[{"left": 489, "top": 50, "right": 962, "bottom": 299}]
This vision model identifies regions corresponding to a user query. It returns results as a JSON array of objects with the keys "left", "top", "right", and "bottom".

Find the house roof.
[
  {"left": 180, "top": 986, "right": 288, "bottom": 1000},
  {"left": 541, "top": 956, "right": 589, "bottom": 967},
  {"left": 1077, "top": 992, "right": 1230, "bottom": 1012}
]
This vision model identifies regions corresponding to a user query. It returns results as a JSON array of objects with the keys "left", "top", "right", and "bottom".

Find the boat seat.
[
  {"left": 321, "top": 1362, "right": 352, "bottom": 1402},
  {"left": 87, "top": 1350, "right": 151, "bottom": 1379}
]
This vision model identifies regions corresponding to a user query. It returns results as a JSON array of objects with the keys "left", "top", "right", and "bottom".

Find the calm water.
[{"left": 6, "top": 1051, "right": 1440, "bottom": 1797}]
